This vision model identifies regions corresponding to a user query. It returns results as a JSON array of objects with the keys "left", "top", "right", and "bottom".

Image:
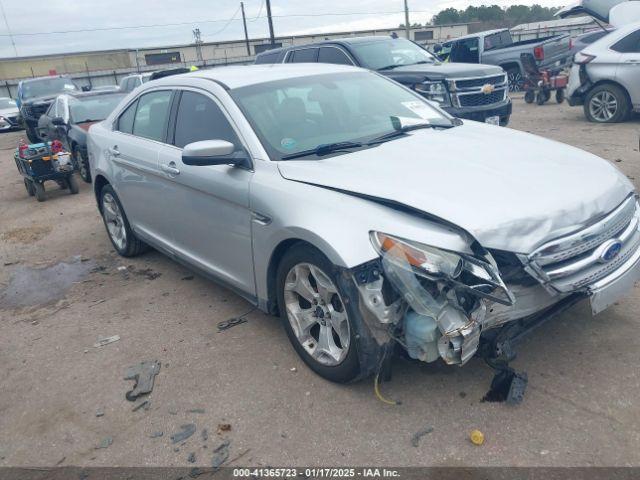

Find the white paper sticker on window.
[{"left": 401, "top": 101, "right": 439, "bottom": 120}]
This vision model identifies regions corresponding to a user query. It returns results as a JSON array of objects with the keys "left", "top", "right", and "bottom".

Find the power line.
[
  {"left": 0, "top": 9, "right": 431, "bottom": 37},
  {"left": 205, "top": 4, "right": 242, "bottom": 38},
  {"left": 0, "top": 0, "right": 17, "bottom": 55},
  {"left": 247, "top": 0, "right": 264, "bottom": 22}
]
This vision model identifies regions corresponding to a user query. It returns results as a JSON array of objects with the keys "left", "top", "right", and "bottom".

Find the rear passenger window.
[
  {"left": 173, "top": 91, "right": 239, "bottom": 149},
  {"left": 255, "top": 52, "right": 280, "bottom": 64},
  {"left": 611, "top": 29, "right": 640, "bottom": 53},
  {"left": 117, "top": 100, "right": 137, "bottom": 134},
  {"left": 132, "top": 91, "right": 172, "bottom": 142},
  {"left": 289, "top": 48, "right": 319, "bottom": 63},
  {"left": 318, "top": 47, "right": 352, "bottom": 65}
]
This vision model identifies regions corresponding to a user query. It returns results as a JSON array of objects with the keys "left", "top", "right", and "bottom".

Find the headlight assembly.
[
  {"left": 414, "top": 81, "right": 450, "bottom": 106},
  {"left": 370, "top": 231, "right": 514, "bottom": 305}
]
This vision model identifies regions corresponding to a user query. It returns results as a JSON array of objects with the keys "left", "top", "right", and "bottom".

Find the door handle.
[
  {"left": 108, "top": 146, "right": 120, "bottom": 157},
  {"left": 161, "top": 162, "right": 180, "bottom": 175}
]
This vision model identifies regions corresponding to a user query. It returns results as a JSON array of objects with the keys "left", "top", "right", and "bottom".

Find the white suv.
[{"left": 567, "top": 22, "right": 640, "bottom": 122}]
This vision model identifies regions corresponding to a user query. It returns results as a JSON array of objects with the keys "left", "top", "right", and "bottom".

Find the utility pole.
[
  {"left": 404, "top": 0, "right": 410, "bottom": 40},
  {"left": 192, "top": 28, "right": 203, "bottom": 62},
  {"left": 265, "top": 0, "right": 275, "bottom": 46},
  {"left": 240, "top": 2, "right": 251, "bottom": 56},
  {"left": 0, "top": 0, "right": 17, "bottom": 57}
]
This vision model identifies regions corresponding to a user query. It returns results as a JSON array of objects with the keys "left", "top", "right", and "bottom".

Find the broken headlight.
[
  {"left": 370, "top": 232, "right": 514, "bottom": 305},
  {"left": 414, "top": 81, "right": 450, "bottom": 106}
]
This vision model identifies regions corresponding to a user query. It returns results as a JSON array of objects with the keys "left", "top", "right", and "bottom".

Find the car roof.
[
  {"left": 67, "top": 90, "right": 126, "bottom": 99},
  {"left": 257, "top": 35, "right": 397, "bottom": 56},
  {"left": 150, "top": 63, "right": 365, "bottom": 90}
]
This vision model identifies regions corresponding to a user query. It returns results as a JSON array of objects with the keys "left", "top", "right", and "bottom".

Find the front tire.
[
  {"left": 25, "top": 125, "right": 39, "bottom": 143},
  {"left": 584, "top": 84, "right": 630, "bottom": 123},
  {"left": 524, "top": 91, "right": 535, "bottom": 104},
  {"left": 99, "top": 184, "right": 148, "bottom": 257},
  {"left": 67, "top": 174, "right": 79, "bottom": 194},
  {"left": 276, "top": 245, "right": 374, "bottom": 383},
  {"left": 34, "top": 182, "right": 46, "bottom": 202}
]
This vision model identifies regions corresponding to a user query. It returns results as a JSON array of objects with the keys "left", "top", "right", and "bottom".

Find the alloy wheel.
[
  {"left": 508, "top": 71, "right": 524, "bottom": 92},
  {"left": 283, "top": 263, "right": 350, "bottom": 366},
  {"left": 102, "top": 192, "right": 127, "bottom": 250},
  {"left": 589, "top": 91, "right": 617, "bottom": 122}
]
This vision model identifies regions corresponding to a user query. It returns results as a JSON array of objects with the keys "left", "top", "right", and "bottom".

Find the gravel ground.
[{"left": 1, "top": 95, "right": 639, "bottom": 468}]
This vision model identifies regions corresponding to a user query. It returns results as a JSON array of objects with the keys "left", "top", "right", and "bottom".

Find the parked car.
[
  {"left": 569, "top": 28, "right": 614, "bottom": 57},
  {"left": 567, "top": 22, "right": 640, "bottom": 122},
  {"left": 255, "top": 36, "right": 512, "bottom": 126},
  {"left": 118, "top": 72, "right": 153, "bottom": 93},
  {"left": 17, "top": 76, "right": 81, "bottom": 142},
  {"left": 435, "top": 28, "right": 573, "bottom": 91},
  {"left": 37, "top": 90, "right": 126, "bottom": 182},
  {"left": 88, "top": 64, "right": 640, "bottom": 383},
  {"left": 0, "top": 97, "right": 21, "bottom": 131}
]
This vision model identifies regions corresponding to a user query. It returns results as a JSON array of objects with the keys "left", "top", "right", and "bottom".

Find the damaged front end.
[{"left": 351, "top": 232, "right": 516, "bottom": 367}]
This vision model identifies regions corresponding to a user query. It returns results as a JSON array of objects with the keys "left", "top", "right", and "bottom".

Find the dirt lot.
[{"left": 1, "top": 96, "right": 639, "bottom": 468}]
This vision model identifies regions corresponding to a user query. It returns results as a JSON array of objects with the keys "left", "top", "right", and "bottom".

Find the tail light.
[
  {"left": 534, "top": 46, "right": 544, "bottom": 61},
  {"left": 574, "top": 52, "right": 595, "bottom": 64}
]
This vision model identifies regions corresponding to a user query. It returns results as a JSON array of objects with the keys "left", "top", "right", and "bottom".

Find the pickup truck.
[
  {"left": 435, "top": 29, "right": 573, "bottom": 91},
  {"left": 255, "top": 36, "right": 512, "bottom": 126}
]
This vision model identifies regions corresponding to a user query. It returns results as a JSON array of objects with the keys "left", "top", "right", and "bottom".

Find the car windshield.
[
  {"left": 22, "top": 78, "right": 78, "bottom": 100},
  {"left": 231, "top": 71, "right": 451, "bottom": 160},
  {"left": 349, "top": 38, "right": 437, "bottom": 70},
  {"left": 69, "top": 94, "right": 126, "bottom": 123},
  {"left": 0, "top": 98, "right": 16, "bottom": 109}
]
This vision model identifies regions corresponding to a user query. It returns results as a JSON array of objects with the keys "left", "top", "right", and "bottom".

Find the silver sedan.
[{"left": 88, "top": 64, "right": 640, "bottom": 383}]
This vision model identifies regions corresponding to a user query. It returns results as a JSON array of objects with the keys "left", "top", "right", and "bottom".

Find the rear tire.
[
  {"left": 276, "top": 244, "right": 380, "bottom": 383},
  {"left": 34, "top": 182, "right": 46, "bottom": 202},
  {"left": 584, "top": 84, "right": 630, "bottom": 123},
  {"left": 506, "top": 67, "right": 524, "bottom": 92},
  {"left": 99, "top": 184, "right": 148, "bottom": 257},
  {"left": 74, "top": 146, "right": 91, "bottom": 183},
  {"left": 536, "top": 92, "right": 546, "bottom": 105},
  {"left": 67, "top": 174, "right": 79, "bottom": 194}
]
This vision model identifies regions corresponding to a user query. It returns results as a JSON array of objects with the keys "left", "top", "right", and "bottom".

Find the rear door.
[
  {"left": 612, "top": 28, "right": 640, "bottom": 106},
  {"left": 108, "top": 90, "right": 176, "bottom": 248},
  {"left": 157, "top": 88, "right": 255, "bottom": 294}
]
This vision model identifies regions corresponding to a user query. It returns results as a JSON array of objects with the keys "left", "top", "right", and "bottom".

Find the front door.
[{"left": 157, "top": 89, "right": 255, "bottom": 295}]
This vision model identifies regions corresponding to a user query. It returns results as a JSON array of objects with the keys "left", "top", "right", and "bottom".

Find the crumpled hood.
[{"left": 277, "top": 122, "right": 634, "bottom": 254}]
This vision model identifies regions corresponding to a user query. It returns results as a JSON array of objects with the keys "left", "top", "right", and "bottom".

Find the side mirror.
[
  {"left": 81, "top": 85, "right": 91, "bottom": 92},
  {"left": 51, "top": 116, "right": 66, "bottom": 126},
  {"left": 182, "top": 140, "right": 249, "bottom": 167}
]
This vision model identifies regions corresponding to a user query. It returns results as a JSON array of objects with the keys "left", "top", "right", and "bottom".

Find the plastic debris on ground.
[
  {"left": 123, "top": 361, "right": 161, "bottom": 401},
  {"left": 211, "top": 440, "right": 230, "bottom": 469},
  {"left": 470, "top": 430, "right": 485, "bottom": 446},
  {"left": 94, "top": 335, "right": 120, "bottom": 348},
  {"left": 171, "top": 424, "right": 197, "bottom": 444},
  {"left": 411, "top": 426, "right": 434, "bottom": 447}
]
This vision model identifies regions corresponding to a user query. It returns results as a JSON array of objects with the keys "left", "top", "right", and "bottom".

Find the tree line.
[{"left": 403, "top": 4, "right": 561, "bottom": 29}]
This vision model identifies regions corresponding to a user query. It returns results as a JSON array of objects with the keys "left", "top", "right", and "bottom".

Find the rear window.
[
  {"left": 288, "top": 48, "right": 319, "bottom": 63},
  {"left": 483, "top": 31, "right": 512, "bottom": 51},
  {"left": 255, "top": 52, "right": 281, "bottom": 64}
]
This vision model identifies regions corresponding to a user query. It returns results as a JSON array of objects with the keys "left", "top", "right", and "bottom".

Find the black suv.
[
  {"left": 17, "top": 76, "right": 81, "bottom": 142},
  {"left": 255, "top": 36, "right": 512, "bottom": 126}
]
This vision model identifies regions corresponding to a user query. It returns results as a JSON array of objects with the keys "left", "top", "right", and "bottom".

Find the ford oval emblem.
[{"left": 599, "top": 239, "right": 623, "bottom": 263}]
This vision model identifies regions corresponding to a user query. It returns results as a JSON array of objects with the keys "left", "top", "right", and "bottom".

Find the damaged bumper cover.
[{"left": 349, "top": 198, "right": 640, "bottom": 367}]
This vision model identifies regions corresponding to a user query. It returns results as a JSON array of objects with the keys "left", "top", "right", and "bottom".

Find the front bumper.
[{"left": 443, "top": 99, "right": 512, "bottom": 126}]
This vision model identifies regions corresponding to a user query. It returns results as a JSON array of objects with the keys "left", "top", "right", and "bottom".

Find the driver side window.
[{"left": 173, "top": 91, "right": 240, "bottom": 149}]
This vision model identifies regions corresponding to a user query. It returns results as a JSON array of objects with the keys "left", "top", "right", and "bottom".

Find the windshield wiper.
[
  {"left": 367, "top": 123, "right": 437, "bottom": 145},
  {"left": 280, "top": 141, "right": 364, "bottom": 160},
  {"left": 378, "top": 64, "right": 401, "bottom": 71}
]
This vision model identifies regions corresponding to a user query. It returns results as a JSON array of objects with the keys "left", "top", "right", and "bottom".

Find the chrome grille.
[
  {"left": 450, "top": 74, "right": 508, "bottom": 109},
  {"left": 525, "top": 196, "right": 640, "bottom": 293},
  {"left": 458, "top": 90, "right": 506, "bottom": 107}
]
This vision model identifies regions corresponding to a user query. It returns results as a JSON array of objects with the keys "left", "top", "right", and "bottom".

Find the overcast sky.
[{"left": 0, "top": 0, "right": 566, "bottom": 58}]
